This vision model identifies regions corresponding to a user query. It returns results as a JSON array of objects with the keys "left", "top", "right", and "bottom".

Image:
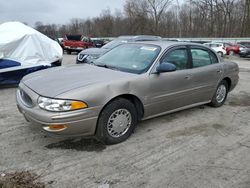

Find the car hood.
[
  {"left": 79, "top": 48, "right": 109, "bottom": 56},
  {"left": 22, "top": 64, "right": 133, "bottom": 97}
]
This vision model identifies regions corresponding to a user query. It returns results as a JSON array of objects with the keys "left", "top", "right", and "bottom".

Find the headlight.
[{"left": 38, "top": 96, "right": 88, "bottom": 112}]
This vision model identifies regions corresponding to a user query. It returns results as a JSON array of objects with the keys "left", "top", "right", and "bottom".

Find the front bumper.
[{"left": 16, "top": 82, "right": 101, "bottom": 137}]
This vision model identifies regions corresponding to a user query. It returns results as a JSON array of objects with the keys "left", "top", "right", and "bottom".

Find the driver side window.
[{"left": 161, "top": 48, "right": 188, "bottom": 70}]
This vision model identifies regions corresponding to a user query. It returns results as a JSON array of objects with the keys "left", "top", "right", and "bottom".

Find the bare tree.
[
  {"left": 34, "top": 0, "right": 247, "bottom": 38},
  {"left": 124, "top": 0, "right": 150, "bottom": 34},
  {"left": 146, "top": 0, "right": 173, "bottom": 33},
  {"left": 242, "top": 0, "right": 250, "bottom": 36}
]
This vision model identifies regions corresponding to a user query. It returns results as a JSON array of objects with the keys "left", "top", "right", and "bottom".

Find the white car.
[{"left": 204, "top": 43, "right": 227, "bottom": 57}]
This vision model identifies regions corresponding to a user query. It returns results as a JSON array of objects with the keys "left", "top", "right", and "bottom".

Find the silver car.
[
  {"left": 16, "top": 41, "right": 239, "bottom": 144},
  {"left": 76, "top": 35, "right": 161, "bottom": 63}
]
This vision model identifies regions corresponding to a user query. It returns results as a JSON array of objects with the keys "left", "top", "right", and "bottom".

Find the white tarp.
[{"left": 0, "top": 21, "right": 63, "bottom": 67}]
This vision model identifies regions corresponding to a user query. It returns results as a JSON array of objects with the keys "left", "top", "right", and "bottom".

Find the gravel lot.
[{"left": 1, "top": 54, "right": 250, "bottom": 188}]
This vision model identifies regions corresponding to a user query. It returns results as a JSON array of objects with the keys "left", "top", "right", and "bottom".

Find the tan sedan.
[{"left": 16, "top": 41, "right": 239, "bottom": 144}]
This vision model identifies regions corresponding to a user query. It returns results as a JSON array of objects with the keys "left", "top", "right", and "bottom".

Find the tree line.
[{"left": 35, "top": 0, "right": 250, "bottom": 38}]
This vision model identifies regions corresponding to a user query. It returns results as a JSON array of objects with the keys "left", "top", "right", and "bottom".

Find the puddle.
[
  {"left": 45, "top": 138, "right": 106, "bottom": 152},
  {"left": 0, "top": 171, "right": 45, "bottom": 188},
  {"left": 227, "top": 94, "right": 250, "bottom": 107},
  {"left": 166, "top": 123, "right": 225, "bottom": 138}
]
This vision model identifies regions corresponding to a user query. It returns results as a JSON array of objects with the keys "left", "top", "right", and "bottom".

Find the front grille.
[
  {"left": 78, "top": 54, "right": 88, "bottom": 61},
  {"left": 19, "top": 89, "right": 33, "bottom": 107}
]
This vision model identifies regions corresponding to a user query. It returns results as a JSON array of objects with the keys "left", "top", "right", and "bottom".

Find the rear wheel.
[
  {"left": 66, "top": 50, "right": 71, "bottom": 54},
  {"left": 218, "top": 51, "right": 223, "bottom": 57},
  {"left": 96, "top": 98, "right": 137, "bottom": 145},
  {"left": 210, "top": 80, "right": 228, "bottom": 107}
]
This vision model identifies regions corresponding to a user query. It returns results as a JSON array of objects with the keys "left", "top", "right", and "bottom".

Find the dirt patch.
[
  {"left": 227, "top": 94, "right": 250, "bottom": 107},
  {"left": 161, "top": 114, "right": 177, "bottom": 122},
  {"left": 239, "top": 68, "right": 250, "bottom": 73},
  {"left": 0, "top": 171, "right": 45, "bottom": 188},
  {"left": 45, "top": 138, "right": 106, "bottom": 152},
  {"left": 166, "top": 123, "right": 225, "bottom": 138},
  {"left": 212, "top": 123, "right": 224, "bottom": 130},
  {"left": 0, "top": 114, "right": 8, "bottom": 119}
]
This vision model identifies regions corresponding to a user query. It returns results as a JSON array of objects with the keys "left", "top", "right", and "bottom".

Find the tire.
[
  {"left": 218, "top": 51, "right": 223, "bottom": 57},
  {"left": 96, "top": 98, "right": 137, "bottom": 145},
  {"left": 229, "top": 50, "right": 235, "bottom": 56},
  {"left": 209, "top": 80, "right": 228, "bottom": 107},
  {"left": 66, "top": 50, "right": 71, "bottom": 54}
]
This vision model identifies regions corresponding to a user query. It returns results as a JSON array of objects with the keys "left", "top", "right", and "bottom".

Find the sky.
[{"left": 0, "top": 0, "right": 126, "bottom": 26}]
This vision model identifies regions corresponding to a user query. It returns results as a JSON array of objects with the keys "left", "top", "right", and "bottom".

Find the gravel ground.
[{"left": 0, "top": 54, "right": 250, "bottom": 188}]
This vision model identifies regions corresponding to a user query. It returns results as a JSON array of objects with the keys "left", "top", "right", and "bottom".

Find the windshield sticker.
[
  {"left": 132, "top": 65, "right": 138, "bottom": 68},
  {"left": 140, "top": 47, "right": 157, "bottom": 51}
]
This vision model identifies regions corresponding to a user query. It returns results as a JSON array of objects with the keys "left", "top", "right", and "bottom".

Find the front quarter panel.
[{"left": 55, "top": 74, "right": 150, "bottom": 113}]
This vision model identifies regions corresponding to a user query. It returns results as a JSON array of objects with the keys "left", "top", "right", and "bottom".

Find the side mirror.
[{"left": 156, "top": 63, "right": 176, "bottom": 73}]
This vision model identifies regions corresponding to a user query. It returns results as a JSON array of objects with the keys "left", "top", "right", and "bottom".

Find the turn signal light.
[
  {"left": 49, "top": 124, "right": 67, "bottom": 130},
  {"left": 43, "top": 124, "right": 68, "bottom": 132},
  {"left": 70, "top": 101, "right": 88, "bottom": 110}
]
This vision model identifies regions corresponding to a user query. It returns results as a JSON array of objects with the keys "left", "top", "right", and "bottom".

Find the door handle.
[
  {"left": 184, "top": 75, "right": 191, "bottom": 79},
  {"left": 217, "top": 70, "right": 222, "bottom": 73}
]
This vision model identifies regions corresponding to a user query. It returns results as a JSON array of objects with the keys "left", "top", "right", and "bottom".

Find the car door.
[
  {"left": 145, "top": 46, "right": 195, "bottom": 117},
  {"left": 186, "top": 45, "right": 223, "bottom": 104}
]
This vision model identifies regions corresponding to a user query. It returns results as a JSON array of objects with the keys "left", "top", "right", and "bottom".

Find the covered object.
[{"left": 0, "top": 21, "right": 63, "bottom": 85}]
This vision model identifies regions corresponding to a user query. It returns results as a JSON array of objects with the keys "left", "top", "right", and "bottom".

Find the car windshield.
[
  {"left": 102, "top": 39, "right": 128, "bottom": 49},
  {"left": 94, "top": 44, "right": 161, "bottom": 74},
  {"left": 66, "top": 35, "right": 82, "bottom": 41}
]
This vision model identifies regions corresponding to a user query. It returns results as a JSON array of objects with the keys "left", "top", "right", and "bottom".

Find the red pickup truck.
[{"left": 63, "top": 35, "right": 94, "bottom": 54}]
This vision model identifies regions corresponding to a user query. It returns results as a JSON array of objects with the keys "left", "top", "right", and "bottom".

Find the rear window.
[
  {"left": 66, "top": 35, "right": 82, "bottom": 41},
  {"left": 102, "top": 39, "right": 128, "bottom": 49},
  {"left": 191, "top": 49, "right": 212, "bottom": 68}
]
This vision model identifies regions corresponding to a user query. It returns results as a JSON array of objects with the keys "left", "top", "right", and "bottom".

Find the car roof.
[
  {"left": 205, "top": 42, "right": 223, "bottom": 44},
  {"left": 129, "top": 40, "right": 206, "bottom": 49},
  {"left": 118, "top": 35, "right": 162, "bottom": 41}
]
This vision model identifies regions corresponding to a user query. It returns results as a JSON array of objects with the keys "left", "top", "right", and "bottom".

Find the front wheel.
[
  {"left": 209, "top": 80, "right": 228, "bottom": 107},
  {"left": 96, "top": 98, "right": 137, "bottom": 145},
  {"left": 229, "top": 50, "right": 235, "bottom": 56}
]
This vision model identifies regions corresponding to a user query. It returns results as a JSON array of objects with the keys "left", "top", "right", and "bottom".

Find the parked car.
[
  {"left": 57, "top": 37, "right": 65, "bottom": 50},
  {"left": 16, "top": 41, "right": 239, "bottom": 144},
  {"left": 48, "top": 36, "right": 64, "bottom": 50},
  {"left": 63, "top": 35, "right": 94, "bottom": 54},
  {"left": 237, "top": 41, "right": 250, "bottom": 49},
  {"left": 0, "top": 22, "right": 62, "bottom": 86},
  {"left": 204, "top": 43, "right": 227, "bottom": 57},
  {"left": 91, "top": 38, "right": 105, "bottom": 48},
  {"left": 238, "top": 44, "right": 250, "bottom": 57},
  {"left": 223, "top": 43, "right": 240, "bottom": 55},
  {"left": 76, "top": 35, "right": 162, "bottom": 64}
]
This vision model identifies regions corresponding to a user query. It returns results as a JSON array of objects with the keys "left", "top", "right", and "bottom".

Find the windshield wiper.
[{"left": 93, "top": 63, "right": 118, "bottom": 70}]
